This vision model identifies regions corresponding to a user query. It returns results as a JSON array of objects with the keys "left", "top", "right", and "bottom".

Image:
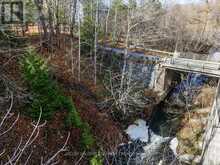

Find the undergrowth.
[
  {"left": 20, "top": 48, "right": 95, "bottom": 149},
  {"left": 90, "top": 152, "right": 103, "bottom": 165},
  {"left": 0, "top": 30, "right": 27, "bottom": 48}
]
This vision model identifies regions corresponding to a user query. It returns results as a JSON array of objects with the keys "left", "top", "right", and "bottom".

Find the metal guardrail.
[
  {"left": 164, "top": 57, "right": 220, "bottom": 69},
  {"left": 161, "top": 57, "right": 220, "bottom": 77},
  {"left": 201, "top": 81, "right": 220, "bottom": 164}
]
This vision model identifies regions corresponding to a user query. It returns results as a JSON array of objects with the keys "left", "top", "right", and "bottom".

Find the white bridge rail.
[
  {"left": 161, "top": 57, "right": 220, "bottom": 77},
  {"left": 202, "top": 81, "right": 220, "bottom": 165}
]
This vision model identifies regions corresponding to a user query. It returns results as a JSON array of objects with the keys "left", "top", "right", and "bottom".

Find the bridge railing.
[
  {"left": 201, "top": 80, "right": 220, "bottom": 163},
  {"left": 162, "top": 57, "right": 220, "bottom": 70}
]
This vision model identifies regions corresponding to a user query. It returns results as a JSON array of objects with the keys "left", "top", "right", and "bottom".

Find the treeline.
[{"left": 21, "top": 0, "right": 220, "bottom": 53}]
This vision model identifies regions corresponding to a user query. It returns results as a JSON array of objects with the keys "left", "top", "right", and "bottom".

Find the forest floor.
[
  {"left": 0, "top": 35, "right": 129, "bottom": 164},
  {"left": 1, "top": 33, "right": 213, "bottom": 164}
]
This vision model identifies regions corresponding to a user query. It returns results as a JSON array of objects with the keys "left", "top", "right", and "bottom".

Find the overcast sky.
[
  {"left": 104, "top": 0, "right": 205, "bottom": 6},
  {"left": 163, "top": 0, "right": 205, "bottom": 6},
  {"left": 172, "top": 0, "right": 204, "bottom": 4}
]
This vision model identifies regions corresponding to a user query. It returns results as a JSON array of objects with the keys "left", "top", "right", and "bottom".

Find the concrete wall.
[{"left": 154, "top": 65, "right": 175, "bottom": 95}]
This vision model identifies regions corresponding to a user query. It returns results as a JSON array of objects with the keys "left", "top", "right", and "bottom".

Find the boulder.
[
  {"left": 179, "top": 154, "right": 201, "bottom": 164},
  {"left": 176, "top": 106, "right": 211, "bottom": 163},
  {"left": 177, "top": 118, "right": 203, "bottom": 155},
  {"left": 194, "top": 87, "right": 215, "bottom": 108}
]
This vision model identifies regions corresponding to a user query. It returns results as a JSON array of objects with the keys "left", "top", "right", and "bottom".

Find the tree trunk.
[
  {"left": 34, "top": 0, "right": 48, "bottom": 43},
  {"left": 70, "top": 0, "right": 77, "bottom": 37},
  {"left": 94, "top": 0, "right": 99, "bottom": 86},
  {"left": 46, "top": 0, "right": 55, "bottom": 36},
  {"left": 78, "top": 0, "right": 81, "bottom": 82},
  {"left": 46, "top": 0, "right": 55, "bottom": 51}
]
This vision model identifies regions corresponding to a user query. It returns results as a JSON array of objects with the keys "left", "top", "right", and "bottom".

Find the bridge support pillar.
[{"left": 154, "top": 65, "right": 174, "bottom": 95}]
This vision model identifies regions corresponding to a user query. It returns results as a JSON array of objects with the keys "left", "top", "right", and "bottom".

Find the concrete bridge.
[
  {"left": 154, "top": 57, "right": 220, "bottom": 92},
  {"left": 161, "top": 57, "right": 220, "bottom": 78},
  {"left": 155, "top": 57, "right": 220, "bottom": 165},
  {"left": 100, "top": 46, "right": 220, "bottom": 164}
]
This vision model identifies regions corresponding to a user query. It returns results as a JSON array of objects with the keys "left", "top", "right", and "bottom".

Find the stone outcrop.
[
  {"left": 177, "top": 107, "right": 211, "bottom": 164},
  {"left": 194, "top": 86, "right": 216, "bottom": 108}
]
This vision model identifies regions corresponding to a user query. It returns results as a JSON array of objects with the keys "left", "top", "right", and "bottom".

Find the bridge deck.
[{"left": 162, "top": 57, "right": 220, "bottom": 77}]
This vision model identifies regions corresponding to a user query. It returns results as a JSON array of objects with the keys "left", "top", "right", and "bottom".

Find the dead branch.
[{"left": 41, "top": 132, "right": 70, "bottom": 165}]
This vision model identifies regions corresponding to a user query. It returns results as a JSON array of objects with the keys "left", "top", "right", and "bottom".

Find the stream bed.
[
  {"left": 101, "top": 47, "right": 217, "bottom": 165},
  {"left": 110, "top": 119, "right": 178, "bottom": 165}
]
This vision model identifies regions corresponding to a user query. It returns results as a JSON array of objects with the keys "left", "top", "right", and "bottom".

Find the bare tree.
[
  {"left": 34, "top": 0, "right": 48, "bottom": 42},
  {"left": 78, "top": 0, "right": 81, "bottom": 82},
  {"left": 94, "top": 0, "right": 99, "bottom": 85},
  {"left": 0, "top": 95, "right": 70, "bottom": 164}
]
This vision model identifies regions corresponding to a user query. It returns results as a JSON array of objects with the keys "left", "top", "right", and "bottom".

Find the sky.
[
  {"left": 172, "top": 0, "right": 204, "bottom": 4},
  {"left": 101, "top": 0, "right": 207, "bottom": 9},
  {"left": 162, "top": 0, "right": 205, "bottom": 6},
  {"left": 104, "top": 0, "right": 205, "bottom": 6}
]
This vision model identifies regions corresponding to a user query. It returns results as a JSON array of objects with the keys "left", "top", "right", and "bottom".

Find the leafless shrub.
[
  {"left": 102, "top": 67, "right": 151, "bottom": 120},
  {"left": 0, "top": 94, "right": 70, "bottom": 165}
]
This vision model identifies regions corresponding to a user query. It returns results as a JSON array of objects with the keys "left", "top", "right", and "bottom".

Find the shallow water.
[{"left": 124, "top": 119, "right": 178, "bottom": 164}]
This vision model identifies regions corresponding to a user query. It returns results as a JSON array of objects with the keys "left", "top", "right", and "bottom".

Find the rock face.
[
  {"left": 177, "top": 107, "right": 211, "bottom": 164},
  {"left": 177, "top": 119, "right": 203, "bottom": 155},
  {"left": 179, "top": 154, "right": 201, "bottom": 164},
  {"left": 194, "top": 86, "right": 216, "bottom": 108}
]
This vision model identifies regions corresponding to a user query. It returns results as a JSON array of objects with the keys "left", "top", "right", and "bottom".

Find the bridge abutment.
[{"left": 154, "top": 65, "right": 175, "bottom": 95}]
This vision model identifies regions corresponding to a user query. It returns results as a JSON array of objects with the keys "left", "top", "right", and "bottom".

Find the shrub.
[
  {"left": 64, "top": 98, "right": 83, "bottom": 127},
  {"left": 80, "top": 123, "right": 95, "bottom": 150},
  {"left": 90, "top": 152, "right": 103, "bottom": 165},
  {"left": 0, "top": 30, "right": 27, "bottom": 48},
  {"left": 21, "top": 48, "right": 95, "bottom": 149},
  {"left": 65, "top": 100, "right": 95, "bottom": 149},
  {"left": 66, "top": 106, "right": 95, "bottom": 149},
  {"left": 21, "top": 49, "right": 63, "bottom": 119}
]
